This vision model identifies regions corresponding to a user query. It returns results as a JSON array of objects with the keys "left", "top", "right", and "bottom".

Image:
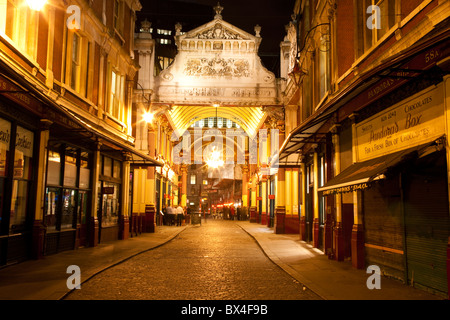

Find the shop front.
[
  {"left": 0, "top": 72, "right": 44, "bottom": 266},
  {"left": 320, "top": 83, "right": 450, "bottom": 297},
  {"left": 0, "top": 112, "right": 38, "bottom": 265},
  {"left": 44, "top": 143, "right": 93, "bottom": 254}
]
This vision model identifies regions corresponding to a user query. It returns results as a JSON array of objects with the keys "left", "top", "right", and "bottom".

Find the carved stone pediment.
[
  {"left": 191, "top": 22, "right": 247, "bottom": 40},
  {"left": 181, "top": 19, "right": 255, "bottom": 44}
]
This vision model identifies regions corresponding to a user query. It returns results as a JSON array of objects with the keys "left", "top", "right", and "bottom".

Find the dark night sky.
[{"left": 137, "top": 0, "right": 295, "bottom": 75}]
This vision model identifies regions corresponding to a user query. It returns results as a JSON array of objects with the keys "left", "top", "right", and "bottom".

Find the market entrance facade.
[{"left": 132, "top": 5, "right": 285, "bottom": 227}]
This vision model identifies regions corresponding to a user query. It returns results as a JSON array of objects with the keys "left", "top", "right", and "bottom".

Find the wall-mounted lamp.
[{"left": 288, "top": 62, "right": 307, "bottom": 87}]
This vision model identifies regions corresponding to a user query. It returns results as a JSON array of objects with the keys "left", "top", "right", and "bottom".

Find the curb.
[
  {"left": 236, "top": 223, "right": 327, "bottom": 300},
  {"left": 59, "top": 226, "right": 189, "bottom": 300}
]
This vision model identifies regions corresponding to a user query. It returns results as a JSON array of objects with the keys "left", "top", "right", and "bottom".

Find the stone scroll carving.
[{"left": 184, "top": 57, "right": 250, "bottom": 78}]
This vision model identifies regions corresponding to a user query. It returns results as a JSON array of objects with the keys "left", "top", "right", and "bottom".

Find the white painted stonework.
[{"left": 152, "top": 14, "right": 280, "bottom": 106}]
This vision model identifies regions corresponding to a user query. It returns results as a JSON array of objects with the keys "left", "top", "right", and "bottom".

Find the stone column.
[
  {"left": 31, "top": 119, "right": 52, "bottom": 259},
  {"left": 300, "top": 162, "right": 307, "bottom": 241},
  {"left": 285, "top": 169, "right": 292, "bottom": 216},
  {"left": 242, "top": 165, "right": 249, "bottom": 220},
  {"left": 352, "top": 190, "right": 365, "bottom": 269},
  {"left": 120, "top": 157, "right": 131, "bottom": 239},
  {"left": 89, "top": 142, "right": 101, "bottom": 247},
  {"left": 275, "top": 168, "right": 286, "bottom": 234},
  {"left": 181, "top": 165, "right": 188, "bottom": 208},
  {"left": 313, "top": 148, "right": 320, "bottom": 248},
  {"left": 261, "top": 179, "right": 267, "bottom": 225},
  {"left": 292, "top": 168, "right": 299, "bottom": 233},
  {"left": 332, "top": 125, "right": 345, "bottom": 261},
  {"left": 350, "top": 113, "right": 364, "bottom": 269},
  {"left": 250, "top": 179, "right": 257, "bottom": 222}
]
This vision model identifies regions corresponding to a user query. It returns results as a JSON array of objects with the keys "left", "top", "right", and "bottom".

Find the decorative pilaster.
[
  {"left": 32, "top": 119, "right": 52, "bottom": 259},
  {"left": 89, "top": 141, "right": 101, "bottom": 247},
  {"left": 275, "top": 168, "right": 286, "bottom": 234},
  {"left": 300, "top": 162, "right": 306, "bottom": 241},
  {"left": 313, "top": 147, "right": 320, "bottom": 249},
  {"left": 181, "top": 164, "right": 188, "bottom": 208},
  {"left": 351, "top": 190, "right": 365, "bottom": 269},
  {"left": 331, "top": 124, "right": 345, "bottom": 261}
]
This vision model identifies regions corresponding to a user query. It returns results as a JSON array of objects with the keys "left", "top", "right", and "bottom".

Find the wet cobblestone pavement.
[{"left": 65, "top": 220, "right": 321, "bottom": 300}]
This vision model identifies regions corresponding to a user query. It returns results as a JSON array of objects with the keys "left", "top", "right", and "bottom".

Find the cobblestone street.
[{"left": 65, "top": 220, "right": 321, "bottom": 300}]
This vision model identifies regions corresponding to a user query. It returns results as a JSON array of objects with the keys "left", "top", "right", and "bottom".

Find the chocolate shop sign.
[{"left": 356, "top": 84, "right": 444, "bottom": 162}]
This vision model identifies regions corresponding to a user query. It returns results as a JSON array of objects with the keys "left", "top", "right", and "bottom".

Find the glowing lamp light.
[
  {"left": 143, "top": 111, "right": 154, "bottom": 123},
  {"left": 206, "top": 146, "right": 224, "bottom": 169},
  {"left": 26, "top": 0, "right": 47, "bottom": 11}
]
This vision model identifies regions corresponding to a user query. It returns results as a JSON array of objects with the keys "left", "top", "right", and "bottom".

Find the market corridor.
[{"left": 64, "top": 220, "right": 320, "bottom": 300}]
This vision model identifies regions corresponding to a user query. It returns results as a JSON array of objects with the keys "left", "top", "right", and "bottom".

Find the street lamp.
[
  {"left": 143, "top": 111, "right": 154, "bottom": 124},
  {"left": 26, "top": 0, "right": 47, "bottom": 11},
  {"left": 206, "top": 146, "right": 224, "bottom": 169}
]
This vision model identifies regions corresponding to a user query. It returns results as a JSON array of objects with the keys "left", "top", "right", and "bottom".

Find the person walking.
[{"left": 162, "top": 205, "right": 167, "bottom": 225}]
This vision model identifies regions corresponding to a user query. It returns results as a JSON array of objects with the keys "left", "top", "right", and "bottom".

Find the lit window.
[
  {"left": 157, "top": 38, "right": 172, "bottom": 45},
  {"left": 0, "top": 0, "right": 38, "bottom": 59},
  {"left": 70, "top": 33, "right": 80, "bottom": 91},
  {"left": 114, "top": 0, "right": 124, "bottom": 34},
  {"left": 190, "top": 175, "right": 196, "bottom": 184},
  {"left": 358, "top": 0, "right": 396, "bottom": 56},
  {"left": 108, "top": 69, "right": 124, "bottom": 121},
  {"left": 157, "top": 29, "right": 172, "bottom": 35}
]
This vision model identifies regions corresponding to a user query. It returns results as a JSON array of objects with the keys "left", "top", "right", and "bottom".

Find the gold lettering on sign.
[{"left": 356, "top": 85, "right": 444, "bottom": 162}]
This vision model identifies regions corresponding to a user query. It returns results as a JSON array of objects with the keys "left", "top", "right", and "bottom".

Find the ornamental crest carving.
[
  {"left": 184, "top": 57, "right": 250, "bottom": 78},
  {"left": 194, "top": 23, "right": 245, "bottom": 40}
]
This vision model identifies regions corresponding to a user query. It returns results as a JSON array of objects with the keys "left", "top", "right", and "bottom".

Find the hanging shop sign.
[
  {"left": 355, "top": 84, "right": 444, "bottom": 162},
  {"left": 322, "top": 183, "right": 370, "bottom": 196},
  {"left": 102, "top": 187, "right": 115, "bottom": 194},
  {"left": 0, "top": 75, "right": 42, "bottom": 112}
]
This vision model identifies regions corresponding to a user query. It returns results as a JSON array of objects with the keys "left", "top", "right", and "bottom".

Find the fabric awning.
[{"left": 318, "top": 139, "right": 443, "bottom": 195}]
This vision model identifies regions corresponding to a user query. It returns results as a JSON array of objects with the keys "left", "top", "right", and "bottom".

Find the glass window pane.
[
  {"left": 10, "top": 180, "right": 28, "bottom": 233},
  {"left": 77, "top": 191, "right": 89, "bottom": 225},
  {"left": 104, "top": 157, "right": 112, "bottom": 176},
  {"left": 0, "top": 118, "right": 11, "bottom": 177},
  {"left": 79, "top": 168, "right": 90, "bottom": 189},
  {"left": 61, "top": 189, "right": 76, "bottom": 229},
  {"left": 101, "top": 182, "right": 119, "bottom": 226},
  {"left": 47, "top": 150, "right": 61, "bottom": 185},
  {"left": 113, "top": 160, "right": 121, "bottom": 179},
  {"left": 0, "top": 178, "right": 4, "bottom": 225},
  {"left": 64, "top": 147, "right": 77, "bottom": 187},
  {"left": 44, "top": 187, "right": 59, "bottom": 231},
  {"left": 15, "top": 126, "right": 34, "bottom": 180}
]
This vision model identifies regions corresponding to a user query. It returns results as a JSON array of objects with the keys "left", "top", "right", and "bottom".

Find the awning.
[
  {"left": 273, "top": 27, "right": 449, "bottom": 169},
  {"left": 0, "top": 60, "right": 163, "bottom": 167},
  {"left": 318, "top": 139, "right": 444, "bottom": 195}
]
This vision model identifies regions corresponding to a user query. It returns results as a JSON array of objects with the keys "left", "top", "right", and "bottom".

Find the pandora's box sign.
[{"left": 355, "top": 84, "right": 445, "bottom": 162}]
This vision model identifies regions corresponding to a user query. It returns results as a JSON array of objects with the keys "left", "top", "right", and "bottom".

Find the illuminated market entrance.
[{"left": 133, "top": 3, "right": 284, "bottom": 225}]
